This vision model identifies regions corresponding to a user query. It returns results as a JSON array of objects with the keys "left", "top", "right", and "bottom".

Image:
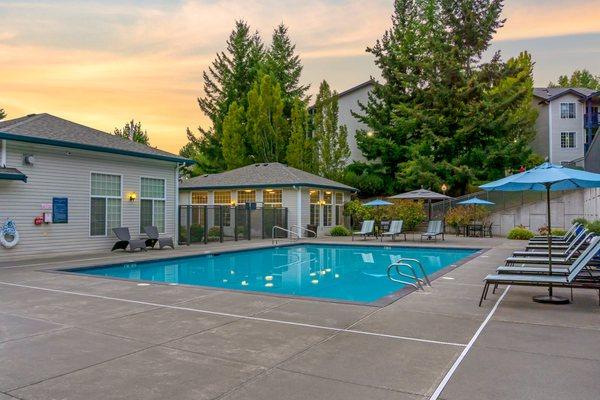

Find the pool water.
[{"left": 67, "top": 244, "right": 478, "bottom": 303}]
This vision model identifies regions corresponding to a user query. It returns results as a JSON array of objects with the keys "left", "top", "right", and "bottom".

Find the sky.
[{"left": 0, "top": 0, "right": 599, "bottom": 154}]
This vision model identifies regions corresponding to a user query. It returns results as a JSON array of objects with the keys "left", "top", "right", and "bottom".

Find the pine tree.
[
  {"left": 221, "top": 102, "right": 249, "bottom": 169},
  {"left": 549, "top": 69, "right": 600, "bottom": 90},
  {"left": 189, "top": 20, "right": 264, "bottom": 173},
  {"left": 113, "top": 120, "right": 150, "bottom": 145},
  {"left": 265, "top": 24, "right": 309, "bottom": 109},
  {"left": 0, "top": 108, "right": 5, "bottom": 120},
  {"left": 246, "top": 74, "right": 288, "bottom": 163},
  {"left": 313, "top": 81, "right": 351, "bottom": 180},
  {"left": 286, "top": 98, "right": 316, "bottom": 172}
]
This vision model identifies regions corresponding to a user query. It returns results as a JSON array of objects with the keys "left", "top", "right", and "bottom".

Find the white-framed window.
[
  {"left": 560, "top": 132, "right": 576, "bottom": 148},
  {"left": 213, "top": 190, "right": 231, "bottom": 226},
  {"left": 323, "top": 191, "right": 333, "bottom": 227},
  {"left": 191, "top": 191, "right": 208, "bottom": 204},
  {"left": 90, "top": 173, "right": 122, "bottom": 236},
  {"left": 237, "top": 190, "right": 256, "bottom": 204},
  {"left": 309, "top": 189, "right": 320, "bottom": 226},
  {"left": 560, "top": 102, "right": 576, "bottom": 119},
  {"left": 334, "top": 192, "right": 344, "bottom": 226},
  {"left": 263, "top": 189, "right": 282, "bottom": 208},
  {"left": 140, "top": 177, "right": 166, "bottom": 233}
]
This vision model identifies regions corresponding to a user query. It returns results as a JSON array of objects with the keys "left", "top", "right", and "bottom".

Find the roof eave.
[
  {"left": 179, "top": 182, "right": 356, "bottom": 192},
  {"left": 0, "top": 131, "right": 194, "bottom": 165}
]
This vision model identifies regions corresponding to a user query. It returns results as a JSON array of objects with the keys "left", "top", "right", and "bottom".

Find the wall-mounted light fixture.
[
  {"left": 128, "top": 192, "right": 137, "bottom": 202},
  {"left": 230, "top": 200, "right": 237, "bottom": 206}
]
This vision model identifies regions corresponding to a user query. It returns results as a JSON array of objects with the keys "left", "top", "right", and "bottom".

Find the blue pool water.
[{"left": 67, "top": 244, "right": 478, "bottom": 303}]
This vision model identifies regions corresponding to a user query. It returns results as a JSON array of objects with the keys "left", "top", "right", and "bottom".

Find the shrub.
[
  {"left": 445, "top": 205, "right": 490, "bottom": 229},
  {"left": 207, "top": 226, "right": 221, "bottom": 239},
  {"left": 385, "top": 200, "right": 427, "bottom": 231},
  {"left": 329, "top": 225, "right": 351, "bottom": 236},
  {"left": 507, "top": 226, "right": 535, "bottom": 240},
  {"left": 572, "top": 217, "right": 588, "bottom": 226},
  {"left": 537, "top": 226, "right": 567, "bottom": 237},
  {"left": 586, "top": 220, "right": 600, "bottom": 234},
  {"left": 190, "top": 224, "right": 205, "bottom": 242}
]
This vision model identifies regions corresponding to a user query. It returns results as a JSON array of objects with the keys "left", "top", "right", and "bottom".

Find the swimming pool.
[{"left": 65, "top": 244, "right": 479, "bottom": 304}]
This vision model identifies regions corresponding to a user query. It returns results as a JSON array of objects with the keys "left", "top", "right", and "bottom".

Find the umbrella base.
[{"left": 532, "top": 295, "right": 570, "bottom": 304}]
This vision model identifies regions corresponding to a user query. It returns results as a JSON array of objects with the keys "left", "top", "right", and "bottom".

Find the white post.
[
  {"left": 296, "top": 187, "right": 302, "bottom": 238},
  {"left": 548, "top": 102, "right": 553, "bottom": 163},
  {"left": 1, "top": 139, "right": 6, "bottom": 167},
  {"left": 174, "top": 163, "right": 181, "bottom": 247}
]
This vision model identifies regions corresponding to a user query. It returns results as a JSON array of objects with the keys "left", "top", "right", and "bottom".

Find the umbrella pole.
[{"left": 533, "top": 184, "right": 569, "bottom": 304}]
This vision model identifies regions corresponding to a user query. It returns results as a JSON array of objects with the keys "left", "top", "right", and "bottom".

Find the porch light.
[
  {"left": 441, "top": 183, "right": 448, "bottom": 194},
  {"left": 128, "top": 192, "right": 137, "bottom": 202},
  {"left": 230, "top": 200, "right": 236, "bottom": 206}
]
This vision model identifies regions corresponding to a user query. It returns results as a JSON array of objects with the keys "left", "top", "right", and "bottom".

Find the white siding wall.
[
  {"left": 0, "top": 141, "right": 177, "bottom": 261},
  {"left": 337, "top": 84, "right": 372, "bottom": 163},
  {"left": 549, "top": 94, "right": 585, "bottom": 164}
]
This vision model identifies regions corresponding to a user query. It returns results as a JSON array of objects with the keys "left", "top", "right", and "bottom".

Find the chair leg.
[
  {"left": 492, "top": 283, "right": 498, "bottom": 294},
  {"left": 479, "top": 283, "right": 488, "bottom": 307}
]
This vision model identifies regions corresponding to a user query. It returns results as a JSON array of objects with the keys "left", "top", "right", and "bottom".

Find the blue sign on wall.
[{"left": 52, "top": 197, "right": 68, "bottom": 223}]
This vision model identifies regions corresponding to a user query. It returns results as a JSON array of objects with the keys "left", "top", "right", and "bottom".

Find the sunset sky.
[{"left": 1, "top": 0, "right": 599, "bottom": 154}]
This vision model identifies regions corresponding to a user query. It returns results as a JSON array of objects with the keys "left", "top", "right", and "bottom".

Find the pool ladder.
[{"left": 386, "top": 258, "right": 431, "bottom": 291}]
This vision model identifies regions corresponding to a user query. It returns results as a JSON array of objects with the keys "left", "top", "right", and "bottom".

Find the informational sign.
[{"left": 52, "top": 197, "right": 68, "bottom": 223}]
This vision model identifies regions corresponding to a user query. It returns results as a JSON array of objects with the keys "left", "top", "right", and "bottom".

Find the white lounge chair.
[
  {"left": 420, "top": 220, "right": 444, "bottom": 241},
  {"left": 352, "top": 220, "right": 375, "bottom": 241},
  {"left": 380, "top": 220, "right": 406, "bottom": 241}
]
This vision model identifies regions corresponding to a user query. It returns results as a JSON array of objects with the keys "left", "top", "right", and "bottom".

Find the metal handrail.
[
  {"left": 290, "top": 225, "right": 317, "bottom": 238},
  {"left": 396, "top": 258, "right": 431, "bottom": 287},
  {"left": 386, "top": 262, "right": 424, "bottom": 290},
  {"left": 272, "top": 226, "right": 299, "bottom": 244}
]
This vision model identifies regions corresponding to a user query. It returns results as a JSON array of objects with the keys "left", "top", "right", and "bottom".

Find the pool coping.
[{"left": 48, "top": 241, "right": 490, "bottom": 308}]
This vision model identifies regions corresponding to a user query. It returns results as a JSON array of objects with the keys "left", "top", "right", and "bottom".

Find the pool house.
[{"left": 178, "top": 163, "right": 356, "bottom": 243}]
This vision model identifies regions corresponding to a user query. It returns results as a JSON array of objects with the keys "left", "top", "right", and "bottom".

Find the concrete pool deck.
[{"left": 1, "top": 236, "right": 599, "bottom": 400}]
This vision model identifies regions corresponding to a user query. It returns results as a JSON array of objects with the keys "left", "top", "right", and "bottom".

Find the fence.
[{"left": 178, "top": 205, "right": 288, "bottom": 245}]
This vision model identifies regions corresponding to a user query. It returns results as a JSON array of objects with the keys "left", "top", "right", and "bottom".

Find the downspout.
[{"left": 1, "top": 139, "right": 6, "bottom": 167}]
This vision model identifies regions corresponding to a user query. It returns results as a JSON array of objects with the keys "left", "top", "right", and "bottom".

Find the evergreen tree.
[
  {"left": 113, "top": 120, "right": 150, "bottom": 145},
  {"left": 354, "top": 0, "right": 536, "bottom": 196},
  {"left": 246, "top": 73, "right": 288, "bottom": 163},
  {"left": 265, "top": 24, "right": 310, "bottom": 108},
  {"left": 286, "top": 98, "right": 316, "bottom": 172},
  {"left": 0, "top": 108, "right": 5, "bottom": 120},
  {"left": 188, "top": 20, "right": 264, "bottom": 173},
  {"left": 221, "top": 102, "right": 249, "bottom": 169},
  {"left": 313, "top": 81, "right": 351, "bottom": 180},
  {"left": 549, "top": 69, "right": 600, "bottom": 90}
]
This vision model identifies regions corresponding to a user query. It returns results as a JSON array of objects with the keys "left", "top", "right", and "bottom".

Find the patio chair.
[
  {"left": 479, "top": 237, "right": 600, "bottom": 307},
  {"left": 380, "top": 220, "right": 406, "bottom": 241},
  {"left": 484, "top": 222, "right": 493, "bottom": 238},
  {"left": 512, "top": 230, "right": 591, "bottom": 258},
  {"left": 526, "top": 230, "right": 582, "bottom": 250},
  {"left": 111, "top": 227, "right": 147, "bottom": 252},
  {"left": 528, "top": 223, "right": 580, "bottom": 244},
  {"left": 506, "top": 232, "right": 594, "bottom": 266},
  {"left": 143, "top": 226, "right": 175, "bottom": 250},
  {"left": 352, "top": 220, "right": 375, "bottom": 241},
  {"left": 420, "top": 220, "right": 444, "bottom": 241}
]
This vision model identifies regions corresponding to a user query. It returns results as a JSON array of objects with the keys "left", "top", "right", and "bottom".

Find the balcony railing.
[{"left": 585, "top": 112, "right": 599, "bottom": 129}]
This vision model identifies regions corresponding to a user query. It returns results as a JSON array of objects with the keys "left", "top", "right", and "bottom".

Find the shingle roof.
[
  {"left": 0, "top": 113, "right": 192, "bottom": 164},
  {"left": 533, "top": 87, "right": 597, "bottom": 101},
  {"left": 180, "top": 162, "right": 356, "bottom": 191}
]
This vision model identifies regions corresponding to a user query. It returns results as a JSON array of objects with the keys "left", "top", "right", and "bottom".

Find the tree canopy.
[
  {"left": 351, "top": 0, "right": 539, "bottom": 196},
  {"left": 549, "top": 69, "right": 600, "bottom": 90},
  {"left": 0, "top": 108, "right": 5, "bottom": 120},
  {"left": 113, "top": 120, "right": 150, "bottom": 145}
]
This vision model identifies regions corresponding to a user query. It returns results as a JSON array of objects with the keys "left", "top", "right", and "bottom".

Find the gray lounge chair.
[
  {"left": 143, "top": 226, "right": 174, "bottom": 250},
  {"left": 111, "top": 227, "right": 147, "bottom": 252},
  {"left": 352, "top": 220, "right": 375, "bottom": 241},
  {"left": 421, "top": 220, "right": 444, "bottom": 241},
  {"left": 479, "top": 237, "right": 600, "bottom": 306},
  {"left": 528, "top": 223, "right": 580, "bottom": 243},
  {"left": 507, "top": 232, "right": 594, "bottom": 265},
  {"left": 380, "top": 220, "right": 406, "bottom": 241},
  {"left": 513, "top": 230, "right": 589, "bottom": 257}
]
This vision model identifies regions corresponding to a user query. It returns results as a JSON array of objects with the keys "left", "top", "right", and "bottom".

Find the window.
[
  {"left": 140, "top": 177, "right": 166, "bottom": 233},
  {"left": 561, "top": 132, "right": 576, "bottom": 148},
  {"left": 90, "top": 173, "right": 121, "bottom": 236},
  {"left": 237, "top": 190, "right": 256, "bottom": 204},
  {"left": 560, "top": 102, "right": 576, "bottom": 119},
  {"left": 334, "top": 192, "right": 344, "bottom": 226},
  {"left": 191, "top": 191, "right": 208, "bottom": 204},
  {"left": 213, "top": 190, "right": 231, "bottom": 226},
  {"left": 323, "top": 191, "right": 333, "bottom": 226},
  {"left": 263, "top": 189, "right": 282, "bottom": 208},
  {"left": 310, "top": 190, "right": 320, "bottom": 226}
]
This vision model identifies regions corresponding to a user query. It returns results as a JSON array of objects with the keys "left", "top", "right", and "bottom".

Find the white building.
[{"left": 0, "top": 113, "right": 190, "bottom": 261}]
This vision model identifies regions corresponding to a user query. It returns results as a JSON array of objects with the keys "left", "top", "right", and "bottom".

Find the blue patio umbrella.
[
  {"left": 363, "top": 199, "right": 393, "bottom": 207},
  {"left": 480, "top": 162, "right": 600, "bottom": 304},
  {"left": 456, "top": 197, "right": 495, "bottom": 206}
]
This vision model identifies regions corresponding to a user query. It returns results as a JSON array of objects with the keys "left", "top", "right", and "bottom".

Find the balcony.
[{"left": 585, "top": 112, "right": 599, "bottom": 129}]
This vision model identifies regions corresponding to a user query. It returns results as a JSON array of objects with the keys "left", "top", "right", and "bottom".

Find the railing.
[
  {"left": 585, "top": 113, "right": 599, "bottom": 129},
  {"left": 291, "top": 224, "right": 317, "bottom": 238},
  {"left": 272, "top": 226, "right": 299, "bottom": 244},
  {"left": 386, "top": 258, "right": 430, "bottom": 290}
]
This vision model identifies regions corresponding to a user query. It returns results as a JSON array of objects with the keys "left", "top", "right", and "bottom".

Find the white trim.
[
  {"left": 0, "top": 281, "right": 467, "bottom": 348},
  {"left": 139, "top": 176, "right": 167, "bottom": 234},
  {"left": 175, "top": 164, "right": 180, "bottom": 246},
  {"left": 89, "top": 171, "right": 123, "bottom": 238},
  {"left": 296, "top": 187, "right": 302, "bottom": 237},
  {"left": 548, "top": 102, "right": 553, "bottom": 162},
  {"left": 559, "top": 102, "right": 576, "bottom": 119},
  {"left": 1, "top": 139, "right": 6, "bottom": 167},
  {"left": 429, "top": 286, "right": 510, "bottom": 400}
]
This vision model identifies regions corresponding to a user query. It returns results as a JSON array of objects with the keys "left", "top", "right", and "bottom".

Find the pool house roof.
[{"left": 180, "top": 162, "right": 357, "bottom": 192}]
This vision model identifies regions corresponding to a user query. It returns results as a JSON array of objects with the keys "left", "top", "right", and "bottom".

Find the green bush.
[
  {"left": 586, "top": 220, "right": 600, "bottom": 234},
  {"left": 537, "top": 225, "right": 567, "bottom": 237},
  {"left": 507, "top": 226, "right": 535, "bottom": 240},
  {"left": 572, "top": 217, "right": 588, "bottom": 226},
  {"left": 329, "top": 225, "right": 351, "bottom": 236},
  {"left": 207, "top": 226, "right": 221, "bottom": 239},
  {"left": 190, "top": 224, "right": 205, "bottom": 242}
]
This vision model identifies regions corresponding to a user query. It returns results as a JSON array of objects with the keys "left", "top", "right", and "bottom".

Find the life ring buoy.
[
  {"left": 0, "top": 230, "right": 19, "bottom": 248},
  {"left": 0, "top": 219, "right": 19, "bottom": 248}
]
